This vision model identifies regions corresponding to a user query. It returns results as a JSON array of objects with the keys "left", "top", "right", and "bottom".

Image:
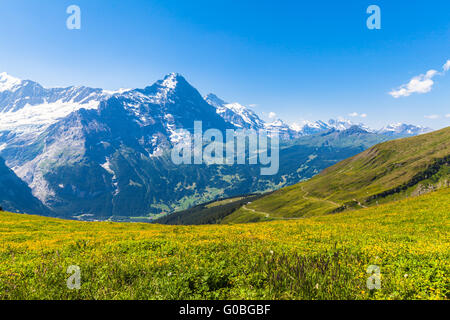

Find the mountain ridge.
[
  {"left": 224, "top": 126, "right": 450, "bottom": 222},
  {"left": 0, "top": 72, "right": 433, "bottom": 139}
]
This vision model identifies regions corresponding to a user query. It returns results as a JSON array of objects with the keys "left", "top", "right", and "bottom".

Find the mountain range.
[{"left": 0, "top": 72, "right": 435, "bottom": 219}]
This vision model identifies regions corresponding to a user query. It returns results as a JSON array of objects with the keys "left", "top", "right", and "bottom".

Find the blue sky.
[{"left": 0, "top": 0, "right": 449, "bottom": 129}]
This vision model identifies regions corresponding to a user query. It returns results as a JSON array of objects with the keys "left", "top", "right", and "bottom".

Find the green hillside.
[{"left": 225, "top": 127, "right": 450, "bottom": 222}]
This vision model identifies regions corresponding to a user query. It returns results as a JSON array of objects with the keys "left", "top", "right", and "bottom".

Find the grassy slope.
[
  {"left": 225, "top": 127, "right": 450, "bottom": 222},
  {"left": 0, "top": 188, "right": 448, "bottom": 299}
]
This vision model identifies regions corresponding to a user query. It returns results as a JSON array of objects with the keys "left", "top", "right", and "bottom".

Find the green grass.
[
  {"left": 226, "top": 127, "right": 450, "bottom": 222},
  {"left": 0, "top": 188, "right": 448, "bottom": 300}
]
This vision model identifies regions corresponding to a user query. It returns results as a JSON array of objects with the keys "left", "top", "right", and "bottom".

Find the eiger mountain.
[
  {"left": 1, "top": 73, "right": 234, "bottom": 217},
  {"left": 0, "top": 72, "right": 432, "bottom": 219}
]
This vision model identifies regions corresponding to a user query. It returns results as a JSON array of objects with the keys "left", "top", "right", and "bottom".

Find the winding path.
[
  {"left": 241, "top": 205, "right": 304, "bottom": 220},
  {"left": 300, "top": 186, "right": 340, "bottom": 207},
  {"left": 240, "top": 186, "right": 343, "bottom": 220}
]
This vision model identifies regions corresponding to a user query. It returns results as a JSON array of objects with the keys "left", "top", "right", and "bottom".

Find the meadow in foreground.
[{"left": 0, "top": 188, "right": 449, "bottom": 300}]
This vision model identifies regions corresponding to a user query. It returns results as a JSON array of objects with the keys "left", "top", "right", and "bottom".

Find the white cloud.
[
  {"left": 443, "top": 60, "right": 450, "bottom": 72},
  {"left": 390, "top": 69, "right": 438, "bottom": 98},
  {"left": 389, "top": 59, "right": 450, "bottom": 98},
  {"left": 248, "top": 104, "right": 258, "bottom": 108},
  {"left": 445, "top": 114, "right": 450, "bottom": 118},
  {"left": 424, "top": 114, "right": 440, "bottom": 119},
  {"left": 348, "top": 112, "right": 367, "bottom": 118},
  {"left": 268, "top": 112, "right": 277, "bottom": 119}
]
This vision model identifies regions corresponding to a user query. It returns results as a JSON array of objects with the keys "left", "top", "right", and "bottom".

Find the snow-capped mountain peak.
[
  {"left": 224, "top": 102, "right": 250, "bottom": 114},
  {"left": 156, "top": 73, "right": 189, "bottom": 92},
  {"left": 263, "top": 118, "right": 301, "bottom": 139},
  {"left": 204, "top": 93, "right": 264, "bottom": 130},
  {"left": 0, "top": 72, "right": 22, "bottom": 92},
  {"left": 378, "top": 123, "right": 432, "bottom": 136},
  {"left": 135, "top": 73, "right": 190, "bottom": 105},
  {"left": 289, "top": 120, "right": 329, "bottom": 132},
  {"left": 287, "top": 119, "right": 377, "bottom": 136},
  {"left": 289, "top": 119, "right": 430, "bottom": 137},
  {"left": 204, "top": 93, "right": 227, "bottom": 108},
  {"left": 327, "top": 118, "right": 354, "bottom": 131},
  {"left": 0, "top": 72, "right": 112, "bottom": 135},
  {"left": 161, "top": 72, "right": 180, "bottom": 89},
  {"left": 266, "top": 119, "right": 286, "bottom": 127}
]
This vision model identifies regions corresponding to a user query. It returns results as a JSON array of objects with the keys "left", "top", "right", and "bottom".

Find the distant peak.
[
  {"left": 379, "top": 123, "right": 432, "bottom": 135},
  {"left": 204, "top": 93, "right": 228, "bottom": 108},
  {"left": 0, "top": 72, "right": 22, "bottom": 92},
  {"left": 0, "top": 71, "right": 14, "bottom": 78},
  {"left": 290, "top": 120, "right": 328, "bottom": 132},
  {"left": 267, "top": 119, "right": 287, "bottom": 127},
  {"left": 137, "top": 72, "right": 196, "bottom": 102},
  {"left": 342, "top": 125, "right": 369, "bottom": 134}
]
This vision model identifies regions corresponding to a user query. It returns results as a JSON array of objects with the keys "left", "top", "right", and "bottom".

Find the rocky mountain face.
[
  {"left": 0, "top": 156, "right": 50, "bottom": 215},
  {"left": 204, "top": 93, "right": 265, "bottom": 130},
  {"left": 0, "top": 72, "right": 432, "bottom": 219}
]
